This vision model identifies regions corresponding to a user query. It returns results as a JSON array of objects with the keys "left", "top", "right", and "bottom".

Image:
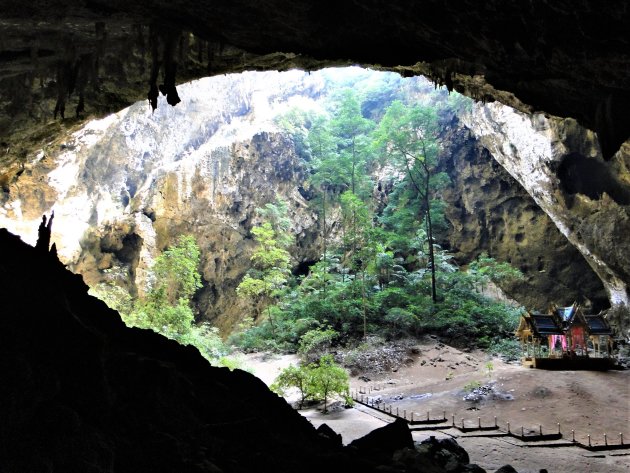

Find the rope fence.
[{"left": 351, "top": 389, "right": 627, "bottom": 452}]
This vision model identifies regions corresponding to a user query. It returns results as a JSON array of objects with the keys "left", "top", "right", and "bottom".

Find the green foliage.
[
  {"left": 89, "top": 282, "right": 133, "bottom": 315},
  {"left": 384, "top": 308, "right": 417, "bottom": 338},
  {"left": 128, "top": 295, "right": 195, "bottom": 338},
  {"left": 298, "top": 327, "right": 339, "bottom": 361},
  {"left": 91, "top": 235, "right": 234, "bottom": 367},
  {"left": 463, "top": 380, "right": 482, "bottom": 392},
  {"left": 484, "top": 361, "right": 494, "bottom": 379},
  {"left": 309, "top": 354, "right": 352, "bottom": 412},
  {"left": 233, "top": 83, "right": 524, "bottom": 355},
  {"left": 237, "top": 202, "right": 292, "bottom": 333},
  {"left": 151, "top": 234, "right": 202, "bottom": 305},
  {"left": 178, "top": 323, "right": 229, "bottom": 362},
  {"left": 488, "top": 338, "right": 522, "bottom": 361},
  {"left": 125, "top": 235, "right": 202, "bottom": 339},
  {"left": 271, "top": 355, "right": 351, "bottom": 412},
  {"left": 468, "top": 252, "right": 524, "bottom": 293},
  {"left": 270, "top": 364, "right": 314, "bottom": 408}
]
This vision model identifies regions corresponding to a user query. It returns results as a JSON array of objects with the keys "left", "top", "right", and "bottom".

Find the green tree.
[
  {"left": 237, "top": 202, "right": 292, "bottom": 335},
  {"left": 270, "top": 355, "right": 351, "bottom": 413},
  {"left": 127, "top": 234, "right": 202, "bottom": 339},
  {"left": 298, "top": 327, "right": 338, "bottom": 362},
  {"left": 270, "top": 364, "right": 315, "bottom": 409},
  {"left": 310, "top": 354, "right": 352, "bottom": 413},
  {"left": 308, "top": 114, "right": 341, "bottom": 294},
  {"left": 375, "top": 101, "right": 448, "bottom": 302},
  {"left": 92, "top": 235, "right": 243, "bottom": 367},
  {"left": 468, "top": 252, "right": 524, "bottom": 294},
  {"left": 330, "top": 89, "right": 375, "bottom": 196}
]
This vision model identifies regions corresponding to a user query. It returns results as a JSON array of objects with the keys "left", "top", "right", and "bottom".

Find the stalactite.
[
  {"left": 159, "top": 28, "right": 181, "bottom": 106},
  {"left": 147, "top": 25, "right": 161, "bottom": 112},
  {"left": 53, "top": 62, "right": 69, "bottom": 119}
]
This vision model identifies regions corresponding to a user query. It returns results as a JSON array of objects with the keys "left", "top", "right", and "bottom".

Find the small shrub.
[
  {"left": 488, "top": 338, "right": 522, "bottom": 361},
  {"left": 463, "top": 380, "right": 482, "bottom": 392},
  {"left": 485, "top": 361, "right": 494, "bottom": 379},
  {"left": 298, "top": 327, "right": 338, "bottom": 361}
]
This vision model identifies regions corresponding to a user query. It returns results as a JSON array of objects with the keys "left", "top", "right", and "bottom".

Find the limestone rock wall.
[
  {"left": 0, "top": 72, "right": 325, "bottom": 333},
  {"left": 467, "top": 103, "right": 630, "bottom": 333},
  {"left": 0, "top": 70, "right": 620, "bottom": 335},
  {"left": 437, "top": 119, "right": 607, "bottom": 311}
]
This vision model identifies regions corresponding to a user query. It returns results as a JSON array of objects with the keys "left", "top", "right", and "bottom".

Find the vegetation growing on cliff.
[
  {"left": 91, "top": 235, "right": 233, "bottom": 366},
  {"left": 232, "top": 86, "right": 524, "bottom": 354},
  {"left": 90, "top": 74, "right": 523, "bottom": 363}
]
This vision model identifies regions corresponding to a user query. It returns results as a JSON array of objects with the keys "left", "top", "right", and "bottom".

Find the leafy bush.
[
  {"left": 91, "top": 235, "right": 235, "bottom": 366},
  {"left": 383, "top": 307, "right": 417, "bottom": 338},
  {"left": 463, "top": 380, "right": 482, "bottom": 392},
  {"left": 488, "top": 338, "right": 523, "bottom": 362},
  {"left": 298, "top": 327, "right": 339, "bottom": 361},
  {"left": 270, "top": 355, "right": 351, "bottom": 412}
]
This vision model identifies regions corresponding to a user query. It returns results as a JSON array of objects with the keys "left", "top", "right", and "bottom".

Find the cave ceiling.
[{"left": 0, "top": 0, "right": 629, "bottom": 172}]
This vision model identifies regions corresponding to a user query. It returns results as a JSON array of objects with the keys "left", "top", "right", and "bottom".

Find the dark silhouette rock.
[
  {"left": 495, "top": 465, "right": 519, "bottom": 473},
  {"left": 349, "top": 417, "right": 414, "bottom": 461},
  {"left": 0, "top": 228, "right": 386, "bottom": 472},
  {"left": 35, "top": 211, "right": 54, "bottom": 253},
  {"left": 392, "top": 436, "right": 477, "bottom": 473},
  {"left": 316, "top": 423, "right": 343, "bottom": 448}
]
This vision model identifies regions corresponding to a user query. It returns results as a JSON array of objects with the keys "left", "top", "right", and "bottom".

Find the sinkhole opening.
[{"left": 0, "top": 66, "right": 612, "bottom": 373}]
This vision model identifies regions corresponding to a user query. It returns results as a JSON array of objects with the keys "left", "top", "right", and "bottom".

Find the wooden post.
[
  {"left": 452, "top": 415, "right": 455, "bottom": 427},
  {"left": 443, "top": 410, "right": 446, "bottom": 420},
  {"left": 621, "top": 433, "right": 624, "bottom": 445},
  {"left": 588, "top": 434, "right": 591, "bottom": 447},
  {"left": 478, "top": 417, "right": 481, "bottom": 428},
  {"left": 572, "top": 430, "right": 575, "bottom": 442},
  {"left": 411, "top": 412, "right": 414, "bottom": 422},
  {"left": 557, "top": 423, "right": 561, "bottom": 434},
  {"left": 521, "top": 426, "right": 524, "bottom": 437},
  {"left": 604, "top": 433, "right": 607, "bottom": 446},
  {"left": 427, "top": 411, "right": 430, "bottom": 421},
  {"left": 494, "top": 416, "right": 498, "bottom": 428},
  {"left": 507, "top": 421, "right": 510, "bottom": 433},
  {"left": 461, "top": 418, "right": 465, "bottom": 429},
  {"left": 539, "top": 425, "right": 542, "bottom": 436}
]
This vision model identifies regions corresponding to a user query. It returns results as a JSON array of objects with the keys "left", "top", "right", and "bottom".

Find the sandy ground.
[{"left": 242, "top": 340, "right": 630, "bottom": 473}]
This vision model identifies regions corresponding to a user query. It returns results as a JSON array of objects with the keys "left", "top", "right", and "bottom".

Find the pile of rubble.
[
  {"left": 337, "top": 337, "right": 417, "bottom": 376},
  {"left": 463, "top": 383, "right": 515, "bottom": 403}
]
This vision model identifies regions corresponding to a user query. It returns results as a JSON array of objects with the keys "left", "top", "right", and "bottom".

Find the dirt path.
[
  {"left": 348, "top": 340, "right": 630, "bottom": 446},
  {"left": 243, "top": 341, "right": 630, "bottom": 472}
]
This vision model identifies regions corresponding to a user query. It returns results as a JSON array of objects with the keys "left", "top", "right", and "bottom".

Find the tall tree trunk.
[
  {"left": 421, "top": 144, "right": 437, "bottom": 303},
  {"left": 322, "top": 186, "right": 328, "bottom": 297},
  {"left": 426, "top": 204, "right": 437, "bottom": 303},
  {"left": 362, "top": 270, "right": 367, "bottom": 339}
]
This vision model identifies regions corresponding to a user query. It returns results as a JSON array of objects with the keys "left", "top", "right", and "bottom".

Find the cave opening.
[
  {"left": 1, "top": 67, "right": 624, "bottom": 471},
  {"left": 557, "top": 152, "right": 630, "bottom": 205},
  {"left": 0, "top": 66, "right": 612, "bottom": 343}
]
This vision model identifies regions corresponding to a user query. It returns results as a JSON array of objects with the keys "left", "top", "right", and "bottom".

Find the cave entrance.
[{"left": 0, "top": 67, "right": 609, "bottom": 366}]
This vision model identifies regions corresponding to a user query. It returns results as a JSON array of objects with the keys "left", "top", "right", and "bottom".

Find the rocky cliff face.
[
  {"left": 0, "top": 71, "right": 326, "bottom": 333},
  {"left": 437, "top": 119, "right": 607, "bottom": 312},
  {"left": 0, "top": 69, "right": 618, "bottom": 334},
  {"left": 467, "top": 104, "right": 630, "bottom": 334},
  {"left": 1, "top": 227, "right": 430, "bottom": 473}
]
